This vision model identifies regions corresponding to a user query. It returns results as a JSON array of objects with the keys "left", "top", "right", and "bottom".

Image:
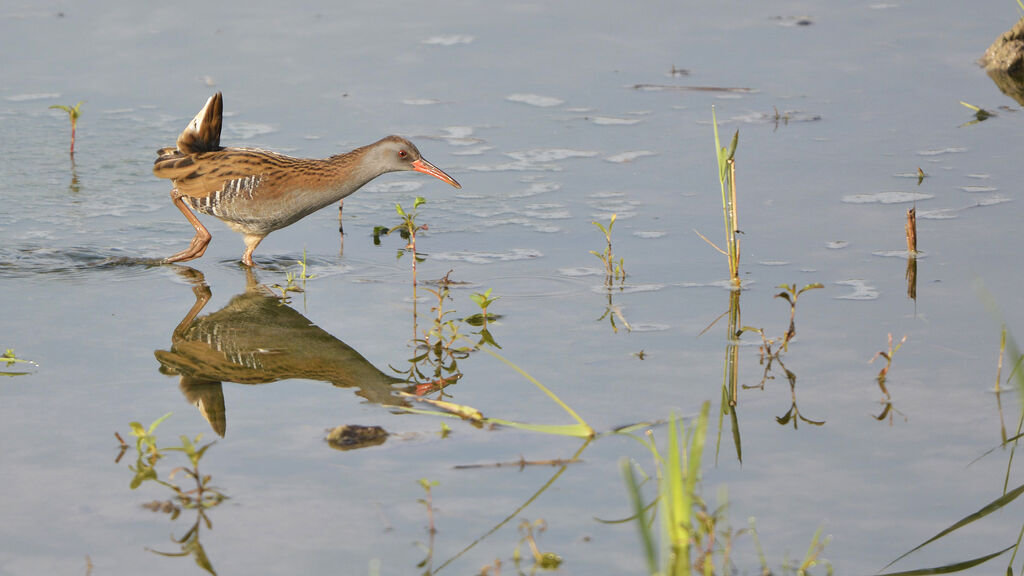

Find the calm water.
[{"left": 2, "top": 1, "right": 1024, "bottom": 574}]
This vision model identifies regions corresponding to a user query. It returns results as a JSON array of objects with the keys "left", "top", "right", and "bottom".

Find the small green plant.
[
  {"left": 271, "top": 248, "right": 315, "bottom": 300},
  {"left": 622, "top": 404, "right": 830, "bottom": 574},
  {"left": 393, "top": 197, "right": 428, "bottom": 252},
  {"left": 294, "top": 247, "right": 315, "bottom": 284},
  {"left": 466, "top": 287, "right": 502, "bottom": 349},
  {"left": 590, "top": 213, "right": 626, "bottom": 284},
  {"left": 374, "top": 196, "right": 428, "bottom": 277},
  {"left": 870, "top": 333, "right": 908, "bottom": 401},
  {"left": 512, "top": 519, "right": 563, "bottom": 572},
  {"left": 466, "top": 288, "right": 501, "bottom": 326},
  {"left": 416, "top": 478, "right": 440, "bottom": 573},
  {"left": 695, "top": 107, "right": 741, "bottom": 285},
  {"left": 775, "top": 283, "right": 824, "bottom": 350},
  {"left": 1, "top": 348, "right": 38, "bottom": 376},
  {"left": 50, "top": 101, "right": 84, "bottom": 156}
]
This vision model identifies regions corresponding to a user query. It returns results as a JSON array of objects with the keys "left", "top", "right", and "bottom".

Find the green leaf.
[
  {"left": 148, "top": 412, "right": 173, "bottom": 435},
  {"left": 395, "top": 203, "right": 406, "bottom": 217},
  {"left": 414, "top": 196, "right": 426, "bottom": 209}
]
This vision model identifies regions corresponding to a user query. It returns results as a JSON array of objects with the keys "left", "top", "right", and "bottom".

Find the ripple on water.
[
  {"left": 917, "top": 196, "right": 1013, "bottom": 219},
  {"left": 917, "top": 208, "right": 961, "bottom": 220},
  {"left": 506, "top": 93, "right": 565, "bottom": 107},
  {"left": 826, "top": 241, "right": 849, "bottom": 249},
  {"left": 466, "top": 148, "right": 597, "bottom": 172},
  {"left": 227, "top": 122, "right": 276, "bottom": 139},
  {"left": 403, "top": 98, "right": 441, "bottom": 106},
  {"left": 916, "top": 147, "right": 966, "bottom": 156},
  {"left": 841, "top": 192, "right": 933, "bottom": 204},
  {"left": 605, "top": 150, "right": 657, "bottom": 163},
  {"left": 629, "top": 323, "right": 672, "bottom": 332},
  {"left": 6, "top": 93, "right": 61, "bottom": 102},
  {"left": 422, "top": 35, "right": 474, "bottom": 45},
  {"left": 510, "top": 182, "right": 560, "bottom": 198},
  {"left": 959, "top": 185, "right": 998, "bottom": 193},
  {"left": 364, "top": 181, "right": 424, "bottom": 193},
  {"left": 439, "top": 126, "right": 484, "bottom": 146},
  {"left": 834, "top": 279, "right": 880, "bottom": 300},
  {"left": 872, "top": 249, "right": 927, "bottom": 258},
  {"left": 451, "top": 145, "right": 493, "bottom": 156},
  {"left": 0, "top": 246, "right": 163, "bottom": 280},
  {"left": 634, "top": 231, "right": 666, "bottom": 239},
  {"left": 589, "top": 283, "right": 665, "bottom": 294},
  {"left": 586, "top": 116, "right": 644, "bottom": 126},
  {"left": 558, "top": 267, "right": 603, "bottom": 277},
  {"left": 246, "top": 254, "right": 353, "bottom": 279},
  {"left": 523, "top": 204, "right": 571, "bottom": 219},
  {"left": 431, "top": 248, "right": 543, "bottom": 264}
]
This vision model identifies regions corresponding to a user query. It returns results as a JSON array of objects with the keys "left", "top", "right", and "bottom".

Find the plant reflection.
[
  {"left": 395, "top": 271, "right": 504, "bottom": 399},
  {"left": 119, "top": 413, "right": 226, "bottom": 576},
  {"left": 155, "top": 267, "right": 413, "bottom": 437}
]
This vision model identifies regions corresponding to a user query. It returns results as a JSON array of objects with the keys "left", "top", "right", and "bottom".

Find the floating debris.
[{"left": 326, "top": 425, "right": 388, "bottom": 451}]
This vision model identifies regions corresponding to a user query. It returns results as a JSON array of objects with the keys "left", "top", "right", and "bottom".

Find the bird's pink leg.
[
  {"left": 164, "top": 192, "right": 212, "bottom": 264},
  {"left": 242, "top": 234, "right": 265, "bottom": 267}
]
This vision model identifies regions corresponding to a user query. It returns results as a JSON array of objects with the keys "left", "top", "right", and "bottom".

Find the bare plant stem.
[{"left": 906, "top": 208, "right": 917, "bottom": 254}]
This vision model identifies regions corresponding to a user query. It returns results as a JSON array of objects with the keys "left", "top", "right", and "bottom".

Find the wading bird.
[{"left": 154, "top": 92, "right": 461, "bottom": 266}]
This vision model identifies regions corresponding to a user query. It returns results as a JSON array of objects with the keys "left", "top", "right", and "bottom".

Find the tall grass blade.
[
  {"left": 878, "top": 544, "right": 1014, "bottom": 575},
  {"left": 474, "top": 343, "right": 593, "bottom": 436},
  {"left": 622, "top": 459, "right": 658, "bottom": 574},
  {"left": 666, "top": 414, "right": 688, "bottom": 557},
  {"left": 882, "top": 481, "right": 1024, "bottom": 570}
]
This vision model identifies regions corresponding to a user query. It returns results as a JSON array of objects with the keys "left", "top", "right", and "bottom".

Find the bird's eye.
[{"left": 398, "top": 150, "right": 408, "bottom": 159}]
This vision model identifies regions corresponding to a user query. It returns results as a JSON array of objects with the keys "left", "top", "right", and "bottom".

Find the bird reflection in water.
[{"left": 155, "top": 267, "right": 412, "bottom": 437}]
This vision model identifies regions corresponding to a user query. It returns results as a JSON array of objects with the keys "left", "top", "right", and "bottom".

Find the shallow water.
[{"left": 3, "top": 1, "right": 1024, "bottom": 574}]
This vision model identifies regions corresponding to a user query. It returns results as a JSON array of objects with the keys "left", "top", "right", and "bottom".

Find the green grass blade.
[
  {"left": 484, "top": 418, "right": 595, "bottom": 438},
  {"left": 685, "top": 402, "right": 710, "bottom": 496},
  {"left": 878, "top": 544, "right": 1014, "bottom": 575},
  {"left": 666, "top": 413, "right": 687, "bottom": 546},
  {"left": 473, "top": 343, "right": 593, "bottom": 436},
  {"left": 882, "top": 482, "right": 1024, "bottom": 570},
  {"left": 622, "top": 459, "right": 658, "bottom": 574},
  {"left": 396, "top": 406, "right": 594, "bottom": 438}
]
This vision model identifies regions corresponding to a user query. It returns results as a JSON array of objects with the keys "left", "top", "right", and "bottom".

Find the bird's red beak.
[{"left": 412, "top": 158, "right": 461, "bottom": 189}]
